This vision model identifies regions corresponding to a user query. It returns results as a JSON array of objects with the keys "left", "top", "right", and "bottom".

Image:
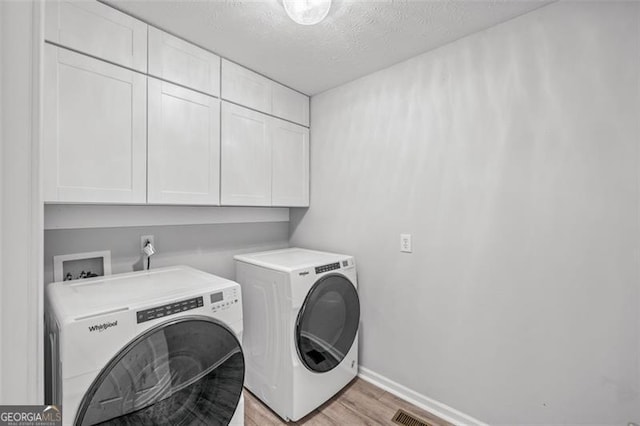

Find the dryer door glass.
[
  {"left": 75, "top": 317, "right": 244, "bottom": 426},
  {"left": 296, "top": 274, "right": 360, "bottom": 373}
]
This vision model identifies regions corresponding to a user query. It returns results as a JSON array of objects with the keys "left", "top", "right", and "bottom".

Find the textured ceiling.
[{"left": 106, "top": 0, "right": 553, "bottom": 95}]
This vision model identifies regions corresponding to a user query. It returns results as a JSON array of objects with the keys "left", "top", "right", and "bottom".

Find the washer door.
[
  {"left": 295, "top": 274, "right": 360, "bottom": 373},
  {"left": 75, "top": 316, "right": 244, "bottom": 426}
]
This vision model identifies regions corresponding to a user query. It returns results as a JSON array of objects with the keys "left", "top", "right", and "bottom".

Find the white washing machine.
[
  {"left": 45, "top": 266, "right": 245, "bottom": 426},
  {"left": 234, "top": 248, "right": 359, "bottom": 421}
]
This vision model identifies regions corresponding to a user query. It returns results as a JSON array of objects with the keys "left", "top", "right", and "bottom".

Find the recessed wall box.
[{"left": 53, "top": 250, "right": 112, "bottom": 283}]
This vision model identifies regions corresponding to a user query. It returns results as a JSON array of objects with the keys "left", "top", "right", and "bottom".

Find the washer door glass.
[
  {"left": 75, "top": 317, "right": 244, "bottom": 426},
  {"left": 296, "top": 274, "right": 360, "bottom": 373}
]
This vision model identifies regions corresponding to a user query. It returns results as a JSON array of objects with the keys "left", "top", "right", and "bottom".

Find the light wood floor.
[{"left": 244, "top": 378, "right": 453, "bottom": 426}]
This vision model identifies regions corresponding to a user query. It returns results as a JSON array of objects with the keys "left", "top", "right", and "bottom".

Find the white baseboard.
[{"left": 358, "top": 366, "right": 487, "bottom": 426}]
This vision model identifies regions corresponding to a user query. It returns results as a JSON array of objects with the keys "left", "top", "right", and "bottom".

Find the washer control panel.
[
  {"left": 137, "top": 296, "right": 204, "bottom": 323},
  {"left": 210, "top": 286, "right": 240, "bottom": 313}
]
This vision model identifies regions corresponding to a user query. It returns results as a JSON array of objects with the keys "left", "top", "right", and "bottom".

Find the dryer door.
[
  {"left": 295, "top": 274, "right": 360, "bottom": 373},
  {"left": 75, "top": 316, "right": 244, "bottom": 426}
]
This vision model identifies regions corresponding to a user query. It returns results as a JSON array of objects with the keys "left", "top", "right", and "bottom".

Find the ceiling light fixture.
[{"left": 283, "top": 0, "right": 331, "bottom": 26}]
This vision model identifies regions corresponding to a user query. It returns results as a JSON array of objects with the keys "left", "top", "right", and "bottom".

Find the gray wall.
[
  {"left": 290, "top": 1, "right": 640, "bottom": 423},
  {"left": 44, "top": 222, "right": 289, "bottom": 284}
]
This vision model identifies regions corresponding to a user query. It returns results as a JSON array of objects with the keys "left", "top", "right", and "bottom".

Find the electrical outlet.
[
  {"left": 140, "top": 235, "right": 155, "bottom": 253},
  {"left": 400, "top": 234, "right": 412, "bottom": 253}
]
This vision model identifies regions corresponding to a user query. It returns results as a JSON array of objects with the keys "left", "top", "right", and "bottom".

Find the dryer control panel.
[{"left": 315, "top": 262, "right": 340, "bottom": 274}]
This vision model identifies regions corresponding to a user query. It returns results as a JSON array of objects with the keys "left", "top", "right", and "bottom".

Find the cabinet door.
[
  {"left": 148, "top": 78, "right": 220, "bottom": 205},
  {"left": 43, "top": 44, "right": 147, "bottom": 203},
  {"left": 271, "top": 118, "right": 309, "bottom": 207},
  {"left": 221, "top": 60, "right": 271, "bottom": 114},
  {"left": 221, "top": 102, "right": 271, "bottom": 206},
  {"left": 272, "top": 83, "right": 309, "bottom": 127},
  {"left": 148, "top": 27, "right": 220, "bottom": 97},
  {"left": 45, "top": 0, "right": 147, "bottom": 72}
]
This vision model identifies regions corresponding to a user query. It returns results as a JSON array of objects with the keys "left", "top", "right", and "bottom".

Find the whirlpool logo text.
[{"left": 88, "top": 320, "right": 118, "bottom": 333}]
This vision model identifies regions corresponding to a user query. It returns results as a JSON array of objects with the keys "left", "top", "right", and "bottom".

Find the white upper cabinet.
[
  {"left": 272, "top": 82, "right": 310, "bottom": 127},
  {"left": 271, "top": 119, "right": 309, "bottom": 207},
  {"left": 221, "top": 59, "right": 310, "bottom": 126},
  {"left": 221, "top": 59, "right": 272, "bottom": 113},
  {"left": 221, "top": 102, "right": 310, "bottom": 207},
  {"left": 148, "top": 27, "right": 220, "bottom": 97},
  {"left": 42, "top": 1, "right": 309, "bottom": 207},
  {"left": 221, "top": 102, "right": 272, "bottom": 206},
  {"left": 43, "top": 44, "right": 147, "bottom": 203},
  {"left": 148, "top": 78, "right": 220, "bottom": 205},
  {"left": 45, "top": 0, "right": 147, "bottom": 72}
]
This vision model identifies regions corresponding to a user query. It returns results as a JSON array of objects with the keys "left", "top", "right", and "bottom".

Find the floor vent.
[{"left": 392, "top": 409, "right": 432, "bottom": 426}]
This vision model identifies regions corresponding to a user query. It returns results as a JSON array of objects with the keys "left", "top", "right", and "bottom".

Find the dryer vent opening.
[{"left": 392, "top": 409, "right": 433, "bottom": 426}]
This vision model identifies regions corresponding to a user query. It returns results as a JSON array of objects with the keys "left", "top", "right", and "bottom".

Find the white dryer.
[
  {"left": 234, "top": 248, "right": 359, "bottom": 421},
  {"left": 45, "top": 266, "right": 245, "bottom": 426}
]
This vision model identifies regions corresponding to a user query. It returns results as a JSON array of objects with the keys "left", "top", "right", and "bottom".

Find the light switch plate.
[{"left": 400, "top": 234, "right": 412, "bottom": 253}]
